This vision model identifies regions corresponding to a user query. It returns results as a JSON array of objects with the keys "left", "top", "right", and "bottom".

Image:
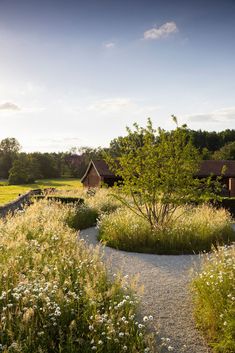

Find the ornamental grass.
[
  {"left": 0, "top": 201, "right": 154, "bottom": 353},
  {"left": 98, "top": 204, "right": 235, "bottom": 254},
  {"left": 192, "top": 245, "right": 235, "bottom": 352}
]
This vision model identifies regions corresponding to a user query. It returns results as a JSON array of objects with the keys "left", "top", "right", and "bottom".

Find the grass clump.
[
  {"left": 192, "top": 245, "right": 235, "bottom": 352},
  {"left": 56, "top": 188, "right": 122, "bottom": 216},
  {"left": 85, "top": 188, "right": 122, "bottom": 215},
  {"left": 98, "top": 205, "right": 235, "bottom": 254},
  {"left": 66, "top": 204, "right": 98, "bottom": 230},
  {"left": 0, "top": 201, "right": 154, "bottom": 353}
]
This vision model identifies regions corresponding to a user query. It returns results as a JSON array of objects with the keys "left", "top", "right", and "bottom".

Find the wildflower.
[
  {"left": 168, "top": 346, "right": 174, "bottom": 351},
  {"left": 123, "top": 346, "right": 127, "bottom": 351},
  {"left": 143, "top": 316, "right": 148, "bottom": 322}
]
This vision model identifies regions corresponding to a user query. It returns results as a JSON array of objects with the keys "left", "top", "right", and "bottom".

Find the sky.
[{"left": 0, "top": 0, "right": 235, "bottom": 152}]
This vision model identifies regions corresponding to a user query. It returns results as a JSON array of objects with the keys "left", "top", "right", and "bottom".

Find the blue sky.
[{"left": 0, "top": 0, "right": 234, "bottom": 152}]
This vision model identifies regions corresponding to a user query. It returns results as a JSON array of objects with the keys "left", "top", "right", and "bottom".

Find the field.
[{"left": 0, "top": 178, "right": 82, "bottom": 205}]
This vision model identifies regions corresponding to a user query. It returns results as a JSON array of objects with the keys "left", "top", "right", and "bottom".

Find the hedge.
[{"left": 34, "top": 195, "right": 84, "bottom": 205}]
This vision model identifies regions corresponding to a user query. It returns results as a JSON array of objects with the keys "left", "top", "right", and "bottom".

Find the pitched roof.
[
  {"left": 80, "top": 159, "right": 115, "bottom": 182},
  {"left": 81, "top": 159, "right": 235, "bottom": 183},
  {"left": 197, "top": 160, "right": 235, "bottom": 177}
]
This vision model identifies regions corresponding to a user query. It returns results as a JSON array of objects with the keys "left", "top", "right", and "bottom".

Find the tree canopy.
[{"left": 106, "top": 118, "right": 219, "bottom": 231}]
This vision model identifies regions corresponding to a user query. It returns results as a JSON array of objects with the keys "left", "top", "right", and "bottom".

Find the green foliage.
[
  {"left": 66, "top": 205, "right": 98, "bottom": 230},
  {"left": 54, "top": 188, "right": 122, "bottom": 216},
  {"left": 34, "top": 195, "right": 84, "bottom": 205},
  {"left": 46, "top": 196, "right": 84, "bottom": 204},
  {"left": 0, "top": 179, "right": 83, "bottom": 206},
  {"left": 66, "top": 147, "right": 105, "bottom": 178},
  {"left": 109, "top": 129, "right": 235, "bottom": 158},
  {"left": 106, "top": 118, "right": 218, "bottom": 231},
  {"left": 0, "top": 202, "right": 152, "bottom": 352},
  {"left": 212, "top": 198, "right": 235, "bottom": 218},
  {"left": 213, "top": 141, "right": 235, "bottom": 160},
  {"left": 192, "top": 245, "right": 235, "bottom": 352},
  {"left": 30, "top": 152, "right": 61, "bottom": 178},
  {"left": 8, "top": 154, "right": 40, "bottom": 185},
  {"left": 98, "top": 205, "right": 235, "bottom": 254},
  {"left": 0, "top": 138, "right": 21, "bottom": 178},
  {"left": 85, "top": 188, "right": 122, "bottom": 214},
  {"left": 188, "top": 129, "right": 235, "bottom": 153}
]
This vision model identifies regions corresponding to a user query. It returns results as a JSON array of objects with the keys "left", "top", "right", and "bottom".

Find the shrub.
[
  {"left": 217, "top": 198, "right": 235, "bottom": 218},
  {"left": 192, "top": 245, "right": 235, "bottom": 352},
  {"left": 66, "top": 205, "right": 98, "bottom": 230},
  {"left": 98, "top": 205, "right": 235, "bottom": 254},
  {"left": 46, "top": 195, "right": 84, "bottom": 204},
  {"left": 8, "top": 154, "right": 39, "bottom": 185},
  {"left": 0, "top": 201, "right": 154, "bottom": 352},
  {"left": 85, "top": 189, "right": 122, "bottom": 215},
  {"left": 54, "top": 188, "right": 122, "bottom": 216}
]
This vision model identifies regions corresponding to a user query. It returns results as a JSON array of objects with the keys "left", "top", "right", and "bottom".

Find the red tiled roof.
[{"left": 197, "top": 160, "right": 235, "bottom": 177}]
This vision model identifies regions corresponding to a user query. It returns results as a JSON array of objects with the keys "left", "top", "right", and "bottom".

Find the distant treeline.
[{"left": 0, "top": 128, "right": 235, "bottom": 184}]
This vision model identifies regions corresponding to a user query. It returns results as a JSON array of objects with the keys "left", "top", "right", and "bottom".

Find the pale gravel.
[{"left": 80, "top": 227, "right": 211, "bottom": 353}]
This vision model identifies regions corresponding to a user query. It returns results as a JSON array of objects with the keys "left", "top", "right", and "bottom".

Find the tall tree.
[
  {"left": 8, "top": 154, "right": 39, "bottom": 185},
  {"left": 106, "top": 118, "right": 218, "bottom": 231},
  {"left": 0, "top": 138, "right": 21, "bottom": 178},
  {"left": 213, "top": 141, "right": 235, "bottom": 160}
]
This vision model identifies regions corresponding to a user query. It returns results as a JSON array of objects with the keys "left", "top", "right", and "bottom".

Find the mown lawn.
[{"left": 0, "top": 178, "right": 82, "bottom": 205}]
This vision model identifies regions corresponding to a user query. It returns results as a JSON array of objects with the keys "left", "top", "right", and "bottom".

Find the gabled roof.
[
  {"left": 81, "top": 159, "right": 115, "bottom": 182},
  {"left": 81, "top": 159, "right": 235, "bottom": 183},
  {"left": 197, "top": 160, "right": 235, "bottom": 177}
]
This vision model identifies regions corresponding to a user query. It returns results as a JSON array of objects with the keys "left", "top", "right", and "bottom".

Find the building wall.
[
  {"left": 83, "top": 165, "right": 101, "bottom": 187},
  {"left": 229, "top": 178, "right": 235, "bottom": 197}
]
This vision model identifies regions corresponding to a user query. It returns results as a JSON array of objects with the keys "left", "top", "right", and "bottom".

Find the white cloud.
[
  {"left": 0, "top": 102, "right": 20, "bottom": 111},
  {"left": 104, "top": 41, "right": 115, "bottom": 48},
  {"left": 188, "top": 107, "right": 235, "bottom": 123},
  {"left": 144, "top": 21, "right": 178, "bottom": 40},
  {"left": 88, "top": 98, "right": 134, "bottom": 113}
]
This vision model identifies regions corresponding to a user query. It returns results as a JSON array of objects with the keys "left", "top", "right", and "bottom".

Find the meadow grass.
[
  {"left": 192, "top": 245, "right": 235, "bottom": 352},
  {"left": 66, "top": 204, "right": 99, "bottom": 230},
  {"left": 0, "top": 178, "right": 82, "bottom": 205},
  {"left": 55, "top": 188, "right": 122, "bottom": 217},
  {"left": 98, "top": 205, "right": 235, "bottom": 254},
  {"left": 0, "top": 201, "right": 154, "bottom": 352}
]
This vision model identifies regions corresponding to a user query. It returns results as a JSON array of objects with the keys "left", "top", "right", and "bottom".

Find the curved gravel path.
[{"left": 80, "top": 227, "right": 210, "bottom": 353}]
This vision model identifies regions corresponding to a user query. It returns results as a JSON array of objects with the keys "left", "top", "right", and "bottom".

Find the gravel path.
[{"left": 80, "top": 227, "right": 210, "bottom": 353}]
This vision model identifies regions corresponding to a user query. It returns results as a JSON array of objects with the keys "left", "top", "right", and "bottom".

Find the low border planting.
[
  {"left": 192, "top": 245, "right": 235, "bottom": 353},
  {"left": 98, "top": 205, "right": 235, "bottom": 254}
]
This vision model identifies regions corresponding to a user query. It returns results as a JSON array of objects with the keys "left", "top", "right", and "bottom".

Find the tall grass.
[
  {"left": 0, "top": 201, "right": 154, "bottom": 352},
  {"left": 98, "top": 205, "right": 235, "bottom": 254},
  {"left": 52, "top": 188, "right": 122, "bottom": 231},
  {"left": 192, "top": 245, "right": 235, "bottom": 352}
]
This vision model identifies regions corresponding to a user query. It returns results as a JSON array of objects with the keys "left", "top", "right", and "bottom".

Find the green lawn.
[{"left": 0, "top": 178, "right": 82, "bottom": 205}]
